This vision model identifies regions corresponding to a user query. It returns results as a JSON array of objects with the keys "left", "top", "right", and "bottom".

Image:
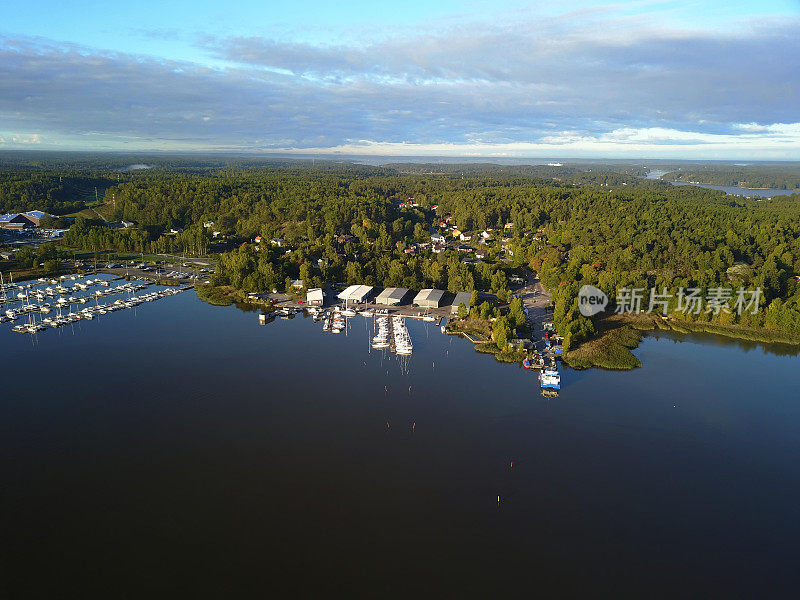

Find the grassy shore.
[
  {"left": 565, "top": 312, "right": 800, "bottom": 370},
  {"left": 195, "top": 283, "right": 274, "bottom": 310},
  {"left": 564, "top": 316, "right": 643, "bottom": 370}
]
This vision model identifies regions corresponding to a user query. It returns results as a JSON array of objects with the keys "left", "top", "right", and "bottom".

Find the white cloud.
[{"left": 0, "top": 10, "right": 798, "bottom": 157}]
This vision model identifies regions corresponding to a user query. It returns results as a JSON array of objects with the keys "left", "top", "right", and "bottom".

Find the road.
[{"left": 515, "top": 269, "right": 553, "bottom": 340}]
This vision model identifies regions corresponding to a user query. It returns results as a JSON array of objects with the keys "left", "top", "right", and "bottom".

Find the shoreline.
[{"left": 565, "top": 313, "right": 800, "bottom": 370}]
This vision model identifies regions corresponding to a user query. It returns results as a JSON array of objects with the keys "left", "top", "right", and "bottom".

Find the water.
[
  {"left": 643, "top": 171, "right": 798, "bottom": 198},
  {"left": 3, "top": 291, "right": 800, "bottom": 596},
  {"left": 669, "top": 180, "right": 798, "bottom": 198}
]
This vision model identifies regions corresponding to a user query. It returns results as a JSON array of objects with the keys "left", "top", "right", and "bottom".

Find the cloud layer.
[{"left": 1, "top": 12, "right": 799, "bottom": 157}]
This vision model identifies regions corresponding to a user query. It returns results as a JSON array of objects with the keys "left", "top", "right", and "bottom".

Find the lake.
[
  {"left": 644, "top": 170, "right": 798, "bottom": 198},
  {"left": 3, "top": 287, "right": 800, "bottom": 597}
]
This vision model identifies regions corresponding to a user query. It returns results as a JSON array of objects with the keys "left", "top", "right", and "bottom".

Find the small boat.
[{"left": 522, "top": 358, "right": 532, "bottom": 370}]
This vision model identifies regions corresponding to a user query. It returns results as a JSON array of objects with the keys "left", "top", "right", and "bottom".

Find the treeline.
[
  {"left": 0, "top": 171, "right": 114, "bottom": 214},
  {"left": 6, "top": 158, "right": 800, "bottom": 348},
  {"left": 212, "top": 242, "right": 514, "bottom": 299},
  {"left": 63, "top": 166, "right": 800, "bottom": 348},
  {"left": 663, "top": 166, "right": 800, "bottom": 190}
]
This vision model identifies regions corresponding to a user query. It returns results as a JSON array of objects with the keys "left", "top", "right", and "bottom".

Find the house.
[
  {"left": 459, "top": 232, "right": 472, "bottom": 242},
  {"left": 270, "top": 238, "right": 285, "bottom": 247},
  {"left": 413, "top": 288, "right": 445, "bottom": 308},
  {"left": 375, "top": 287, "right": 411, "bottom": 306},
  {"left": 169, "top": 228, "right": 183, "bottom": 234},
  {"left": 121, "top": 220, "right": 135, "bottom": 228},
  {"left": 255, "top": 236, "right": 262, "bottom": 244},
  {"left": 0, "top": 251, "right": 13, "bottom": 260},
  {"left": 431, "top": 233, "right": 446, "bottom": 245},
  {"left": 306, "top": 288, "right": 325, "bottom": 306},
  {"left": 203, "top": 221, "right": 215, "bottom": 228},
  {"left": 291, "top": 279, "right": 304, "bottom": 289},
  {"left": 452, "top": 229, "right": 462, "bottom": 239},
  {"left": 475, "top": 249, "right": 487, "bottom": 259},
  {"left": 430, "top": 204, "right": 438, "bottom": 210},
  {"left": 336, "top": 234, "right": 355, "bottom": 245},
  {"left": 432, "top": 243, "right": 446, "bottom": 254},
  {"left": 480, "top": 231, "right": 492, "bottom": 240},
  {"left": 404, "top": 247, "right": 415, "bottom": 254},
  {"left": 504, "top": 223, "right": 514, "bottom": 230}
]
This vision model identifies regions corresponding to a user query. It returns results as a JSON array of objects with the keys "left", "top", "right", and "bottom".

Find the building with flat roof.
[
  {"left": 306, "top": 288, "right": 324, "bottom": 306},
  {"left": 375, "top": 287, "right": 411, "bottom": 306},
  {"left": 338, "top": 284, "right": 374, "bottom": 304},
  {"left": 413, "top": 288, "right": 445, "bottom": 308},
  {"left": 450, "top": 291, "right": 472, "bottom": 314}
]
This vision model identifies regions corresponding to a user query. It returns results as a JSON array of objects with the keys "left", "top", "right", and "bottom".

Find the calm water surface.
[
  {"left": 3, "top": 290, "right": 800, "bottom": 597},
  {"left": 645, "top": 171, "right": 798, "bottom": 198}
]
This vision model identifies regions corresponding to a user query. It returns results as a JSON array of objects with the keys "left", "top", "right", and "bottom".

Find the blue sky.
[{"left": 1, "top": 0, "right": 799, "bottom": 157}]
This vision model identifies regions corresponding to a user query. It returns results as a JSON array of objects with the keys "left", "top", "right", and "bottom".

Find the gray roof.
[
  {"left": 376, "top": 287, "right": 409, "bottom": 301},
  {"left": 451, "top": 291, "right": 472, "bottom": 306},
  {"left": 413, "top": 288, "right": 445, "bottom": 304}
]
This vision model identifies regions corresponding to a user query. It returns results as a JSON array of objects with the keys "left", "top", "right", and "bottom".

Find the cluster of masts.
[
  {"left": 391, "top": 315, "right": 413, "bottom": 355},
  {"left": 1, "top": 272, "right": 189, "bottom": 335}
]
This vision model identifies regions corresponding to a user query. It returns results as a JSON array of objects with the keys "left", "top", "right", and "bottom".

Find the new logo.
[{"left": 578, "top": 285, "right": 608, "bottom": 317}]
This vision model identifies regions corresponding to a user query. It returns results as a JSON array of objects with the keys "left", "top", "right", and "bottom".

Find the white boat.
[{"left": 539, "top": 366, "right": 561, "bottom": 390}]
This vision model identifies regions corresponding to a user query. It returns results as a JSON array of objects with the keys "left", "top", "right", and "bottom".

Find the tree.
[
  {"left": 456, "top": 303, "right": 468, "bottom": 319},
  {"left": 493, "top": 316, "right": 510, "bottom": 350},
  {"left": 509, "top": 296, "right": 526, "bottom": 330}
]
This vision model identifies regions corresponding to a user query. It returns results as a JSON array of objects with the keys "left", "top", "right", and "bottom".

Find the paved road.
[{"left": 515, "top": 269, "right": 553, "bottom": 340}]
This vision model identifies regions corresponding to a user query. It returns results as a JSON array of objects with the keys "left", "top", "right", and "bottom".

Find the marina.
[{"left": 1, "top": 272, "right": 192, "bottom": 334}]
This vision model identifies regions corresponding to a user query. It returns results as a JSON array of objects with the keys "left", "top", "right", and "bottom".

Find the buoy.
[
  {"left": 386, "top": 421, "right": 390, "bottom": 429},
  {"left": 510, "top": 461, "right": 514, "bottom": 469},
  {"left": 412, "top": 422, "right": 416, "bottom": 430},
  {"left": 497, "top": 495, "right": 500, "bottom": 505}
]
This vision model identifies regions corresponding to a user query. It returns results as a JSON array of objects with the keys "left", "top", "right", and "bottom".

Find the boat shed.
[
  {"left": 306, "top": 288, "right": 324, "bottom": 306},
  {"left": 337, "top": 284, "right": 374, "bottom": 304},
  {"left": 413, "top": 288, "right": 445, "bottom": 308},
  {"left": 450, "top": 291, "right": 472, "bottom": 314},
  {"left": 375, "top": 287, "right": 411, "bottom": 306}
]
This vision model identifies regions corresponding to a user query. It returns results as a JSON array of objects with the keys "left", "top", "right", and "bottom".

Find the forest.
[
  {"left": 3, "top": 156, "right": 800, "bottom": 351},
  {"left": 663, "top": 165, "right": 800, "bottom": 190}
]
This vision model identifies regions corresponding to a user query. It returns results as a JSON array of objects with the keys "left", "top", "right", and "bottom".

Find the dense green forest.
[
  {"left": 663, "top": 165, "right": 800, "bottom": 189},
  {"left": 4, "top": 155, "right": 800, "bottom": 350}
]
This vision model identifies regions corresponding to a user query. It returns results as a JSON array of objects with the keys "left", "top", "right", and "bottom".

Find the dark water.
[{"left": 3, "top": 292, "right": 800, "bottom": 597}]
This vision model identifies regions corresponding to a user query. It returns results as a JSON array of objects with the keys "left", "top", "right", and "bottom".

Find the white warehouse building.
[{"left": 337, "top": 284, "right": 374, "bottom": 304}]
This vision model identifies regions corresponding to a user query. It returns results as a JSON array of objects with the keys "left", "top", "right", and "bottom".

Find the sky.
[{"left": 1, "top": 0, "right": 799, "bottom": 158}]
